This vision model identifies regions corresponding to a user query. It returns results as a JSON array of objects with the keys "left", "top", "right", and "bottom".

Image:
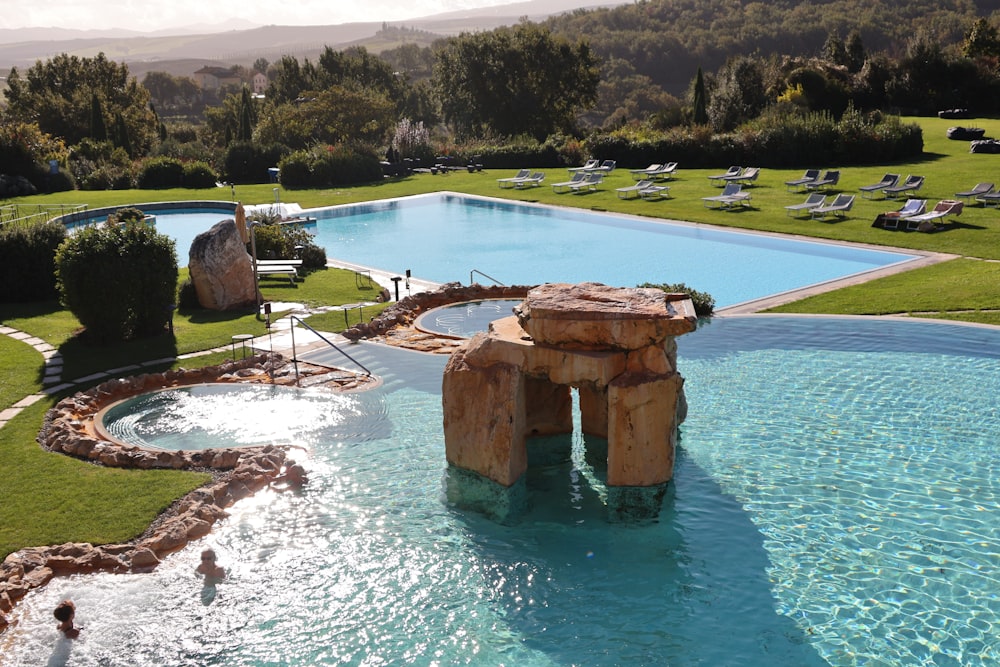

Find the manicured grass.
[
  {"left": 0, "top": 400, "right": 210, "bottom": 559},
  {"left": 0, "top": 336, "right": 42, "bottom": 411},
  {"left": 764, "top": 257, "right": 1000, "bottom": 315}
]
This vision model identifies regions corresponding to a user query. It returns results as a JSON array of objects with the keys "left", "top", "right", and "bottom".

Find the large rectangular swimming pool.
[{"left": 305, "top": 194, "right": 918, "bottom": 307}]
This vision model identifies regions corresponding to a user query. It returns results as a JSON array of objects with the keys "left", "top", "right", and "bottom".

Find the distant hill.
[{"left": 0, "top": 0, "right": 630, "bottom": 74}]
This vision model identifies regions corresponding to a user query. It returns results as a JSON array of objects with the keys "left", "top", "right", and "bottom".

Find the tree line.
[{"left": 4, "top": 0, "right": 1000, "bottom": 193}]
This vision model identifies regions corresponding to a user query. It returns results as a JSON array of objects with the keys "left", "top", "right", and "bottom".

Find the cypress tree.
[
  {"left": 90, "top": 92, "right": 109, "bottom": 142},
  {"left": 692, "top": 67, "right": 708, "bottom": 125}
]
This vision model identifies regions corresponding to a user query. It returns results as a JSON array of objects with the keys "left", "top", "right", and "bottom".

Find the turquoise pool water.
[
  {"left": 5, "top": 316, "right": 1000, "bottom": 666},
  {"left": 304, "top": 194, "right": 916, "bottom": 307}
]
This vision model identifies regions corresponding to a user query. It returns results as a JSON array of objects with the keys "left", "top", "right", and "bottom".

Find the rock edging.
[{"left": 0, "top": 354, "right": 314, "bottom": 633}]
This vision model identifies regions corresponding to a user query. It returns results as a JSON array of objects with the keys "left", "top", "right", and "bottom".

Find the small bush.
[
  {"left": 638, "top": 282, "right": 715, "bottom": 317},
  {"left": 56, "top": 221, "right": 178, "bottom": 343},
  {"left": 250, "top": 222, "right": 326, "bottom": 268},
  {"left": 223, "top": 142, "right": 288, "bottom": 184},
  {"left": 137, "top": 156, "right": 184, "bottom": 189},
  {"left": 277, "top": 144, "right": 382, "bottom": 189},
  {"left": 0, "top": 219, "right": 66, "bottom": 302},
  {"left": 182, "top": 161, "right": 217, "bottom": 188},
  {"left": 46, "top": 170, "right": 76, "bottom": 193},
  {"left": 0, "top": 174, "right": 37, "bottom": 197}
]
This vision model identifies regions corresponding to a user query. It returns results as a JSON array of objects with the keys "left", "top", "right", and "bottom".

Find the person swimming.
[
  {"left": 195, "top": 549, "right": 226, "bottom": 582},
  {"left": 53, "top": 600, "right": 80, "bottom": 639}
]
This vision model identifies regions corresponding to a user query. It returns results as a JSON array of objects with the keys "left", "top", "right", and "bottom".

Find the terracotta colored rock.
[
  {"left": 130, "top": 547, "right": 161, "bottom": 573},
  {"left": 188, "top": 219, "right": 258, "bottom": 311}
]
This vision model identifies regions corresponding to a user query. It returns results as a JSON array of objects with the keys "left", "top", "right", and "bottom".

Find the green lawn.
[{"left": 3, "top": 113, "right": 1000, "bottom": 561}]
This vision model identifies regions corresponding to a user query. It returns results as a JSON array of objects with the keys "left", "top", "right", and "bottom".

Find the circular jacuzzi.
[
  {"left": 414, "top": 299, "right": 523, "bottom": 338},
  {"left": 97, "top": 383, "right": 388, "bottom": 451}
]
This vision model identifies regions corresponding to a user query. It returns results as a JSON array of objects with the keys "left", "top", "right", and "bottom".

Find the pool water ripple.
[{"left": 5, "top": 316, "right": 1000, "bottom": 666}]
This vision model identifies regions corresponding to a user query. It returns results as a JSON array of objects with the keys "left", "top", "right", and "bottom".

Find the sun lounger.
[
  {"left": 617, "top": 179, "right": 656, "bottom": 199},
  {"left": 805, "top": 170, "right": 840, "bottom": 191},
  {"left": 708, "top": 166, "right": 741, "bottom": 185},
  {"left": 723, "top": 167, "right": 760, "bottom": 186},
  {"left": 583, "top": 159, "right": 616, "bottom": 174},
  {"left": 551, "top": 172, "right": 587, "bottom": 193},
  {"left": 568, "top": 159, "right": 599, "bottom": 173},
  {"left": 702, "top": 183, "right": 751, "bottom": 209},
  {"left": 977, "top": 191, "right": 1000, "bottom": 207},
  {"left": 568, "top": 173, "right": 604, "bottom": 193},
  {"left": 878, "top": 199, "right": 925, "bottom": 229},
  {"left": 904, "top": 200, "right": 963, "bottom": 231},
  {"left": 255, "top": 263, "right": 298, "bottom": 285},
  {"left": 629, "top": 164, "right": 662, "bottom": 178},
  {"left": 513, "top": 172, "right": 544, "bottom": 189},
  {"left": 497, "top": 169, "right": 531, "bottom": 188},
  {"left": 810, "top": 194, "right": 855, "bottom": 220},
  {"left": 956, "top": 182, "right": 994, "bottom": 203},
  {"left": 883, "top": 175, "right": 924, "bottom": 199},
  {"left": 859, "top": 174, "right": 900, "bottom": 199},
  {"left": 785, "top": 169, "right": 820, "bottom": 191},
  {"left": 638, "top": 184, "right": 670, "bottom": 200},
  {"left": 784, "top": 193, "right": 826, "bottom": 217},
  {"left": 643, "top": 162, "right": 678, "bottom": 181}
]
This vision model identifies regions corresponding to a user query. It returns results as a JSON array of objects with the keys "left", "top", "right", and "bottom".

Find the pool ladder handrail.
[
  {"left": 469, "top": 269, "right": 506, "bottom": 286},
  {"left": 287, "top": 315, "right": 372, "bottom": 385}
]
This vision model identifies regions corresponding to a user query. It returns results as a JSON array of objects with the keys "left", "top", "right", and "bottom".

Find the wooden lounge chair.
[
  {"left": 859, "top": 174, "right": 900, "bottom": 199},
  {"left": 784, "top": 193, "right": 826, "bottom": 217},
  {"left": 810, "top": 194, "right": 855, "bottom": 220}
]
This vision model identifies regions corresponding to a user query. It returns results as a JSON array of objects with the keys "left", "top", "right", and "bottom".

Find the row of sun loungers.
[
  {"left": 615, "top": 180, "right": 670, "bottom": 200},
  {"left": 702, "top": 183, "right": 752, "bottom": 209},
  {"left": 785, "top": 169, "right": 840, "bottom": 192},
  {"left": 568, "top": 159, "right": 617, "bottom": 174},
  {"left": 708, "top": 166, "right": 760, "bottom": 186},
  {"left": 783, "top": 193, "right": 856, "bottom": 220},
  {"left": 629, "top": 162, "right": 678, "bottom": 181},
  {"left": 871, "top": 198, "right": 964, "bottom": 231},
  {"left": 497, "top": 170, "right": 545, "bottom": 189}
]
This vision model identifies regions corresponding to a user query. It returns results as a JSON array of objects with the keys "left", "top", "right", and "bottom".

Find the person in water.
[
  {"left": 196, "top": 549, "right": 226, "bottom": 582},
  {"left": 53, "top": 600, "right": 80, "bottom": 639}
]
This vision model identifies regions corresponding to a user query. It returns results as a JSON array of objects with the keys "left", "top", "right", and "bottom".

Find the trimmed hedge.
[
  {"left": 223, "top": 142, "right": 288, "bottom": 184},
  {"left": 277, "top": 144, "right": 383, "bottom": 189},
  {"left": 0, "top": 219, "right": 67, "bottom": 302},
  {"left": 55, "top": 221, "right": 178, "bottom": 343}
]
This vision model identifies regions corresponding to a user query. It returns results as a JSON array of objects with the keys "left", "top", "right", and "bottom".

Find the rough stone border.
[{"left": 0, "top": 353, "right": 357, "bottom": 633}]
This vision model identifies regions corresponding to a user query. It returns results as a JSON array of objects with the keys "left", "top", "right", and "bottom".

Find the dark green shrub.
[
  {"left": 137, "top": 156, "right": 184, "bottom": 188},
  {"left": 0, "top": 219, "right": 66, "bottom": 302},
  {"left": 176, "top": 278, "right": 199, "bottom": 311},
  {"left": 46, "top": 170, "right": 75, "bottom": 193},
  {"left": 110, "top": 207, "right": 146, "bottom": 224},
  {"left": 55, "top": 221, "right": 178, "bottom": 343},
  {"left": 223, "top": 141, "right": 287, "bottom": 184},
  {"left": 277, "top": 144, "right": 382, "bottom": 189},
  {"left": 638, "top": 282, "right": 715, "bottom": 317},
  {"left": 0, "top": 174, "right": 37, "bottom": 197},
  {"left": 250, "top": 222, "right": 326, "bottom": 268},
  {"left": 182, "top": 161, "right": 217, "bottom": 188}
]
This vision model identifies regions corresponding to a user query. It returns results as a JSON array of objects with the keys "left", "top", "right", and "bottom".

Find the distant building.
[
  {"left": 193, "top": 66, "right": 242, "bottom": 92},
  {"left": 252, "top": 71, "right": 267, "bottom": 94}
]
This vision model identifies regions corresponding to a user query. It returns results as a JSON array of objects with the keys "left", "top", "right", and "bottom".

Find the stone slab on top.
[{"left": 514, "top": 282, "right": 697, "bottom": 350}]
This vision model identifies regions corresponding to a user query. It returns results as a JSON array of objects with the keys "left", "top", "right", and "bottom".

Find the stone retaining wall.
[{"left": 0, "top": 354, "right": 318, "bottom": 633}]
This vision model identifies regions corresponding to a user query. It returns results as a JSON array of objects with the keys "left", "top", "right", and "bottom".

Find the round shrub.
[
  {"left": 137, "top": 156, "right": 184, "bottom": 189},
  {"left": 46, "top": 169, "right": 76, "bottom": 193},
  {"left": 0, "top": 219, "right": 67, "bottom": 302},
  {"left": 56, "top": 221, "right": 178, "bottom": 343},
  {"left": 182, "top": 161, "right": 218, "bottom": 188}
]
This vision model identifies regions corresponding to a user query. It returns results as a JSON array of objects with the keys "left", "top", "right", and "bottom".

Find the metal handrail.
[
  {"left": 469, "top": 269, "right": 506, "bottom": 286},
  {"left": 287, "top": 315, "right": 372, "bottom": 385}
]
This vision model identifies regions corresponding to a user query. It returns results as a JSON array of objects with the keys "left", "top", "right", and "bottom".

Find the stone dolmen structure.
[{"left": 442, "top": 282, "right": 697, "bottom": 522}]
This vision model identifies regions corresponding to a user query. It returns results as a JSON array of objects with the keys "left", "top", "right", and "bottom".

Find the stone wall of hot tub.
[{"left": 0, "top": 355, "right": 301, "bottom": 631}]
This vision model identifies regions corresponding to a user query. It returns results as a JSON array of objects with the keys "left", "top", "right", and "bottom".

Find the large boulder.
[{"left": 188, "top": 219, "right": 258, "bottom": 310}]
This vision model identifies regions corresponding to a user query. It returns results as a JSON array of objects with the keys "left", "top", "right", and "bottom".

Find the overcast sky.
[{"left": 2, "top": 0, "right": 516, "bottom": 32}]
